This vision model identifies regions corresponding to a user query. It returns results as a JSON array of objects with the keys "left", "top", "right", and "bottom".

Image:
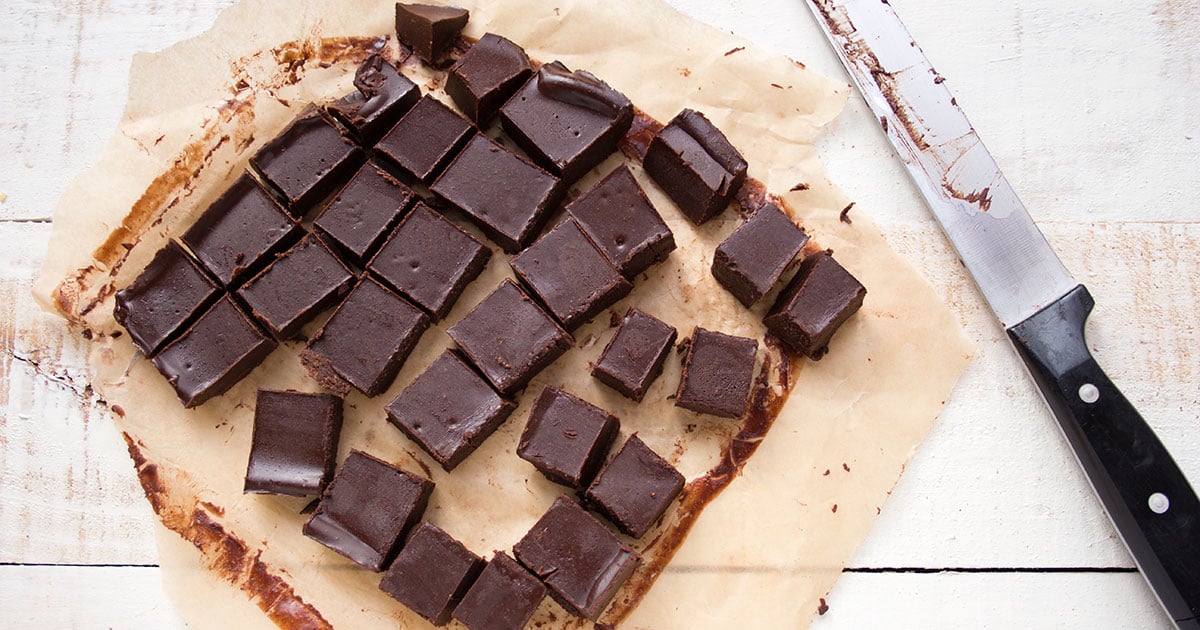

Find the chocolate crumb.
[
  {"left": 818, "top": 598, "right": 829, "bottom": 616},
  {"left": 790, "top": 182, "right": 810, "bottom": 192},
  {"left": 880, "top": 116, "right": 888, "bottom": 133},
  {"left": 842, "top": 462, "right": 850, "bottom": 472},
  {"left": 81, "top": 329, "right": 94, "bottom": 340},
  {"left": 876, "top": 507, "right": 881, "bottom": 515},
  {"left": 111, "top": 330, "right": 122, "bottom": 339},
  {"left": 111, "top": 404, "right": 126, "bottom": 417},
  {"left": 770, "top": 83, "right": 784, "bottom": 89},
  {"left": 831, "top": 504, "right": 837, "bottom": 513},
  {"left": 609, "top": 310, "right": 621, "bottom": 328},
  {"left": 724, "top": 47, "right": 745, "bottom": 56},
  {"left": 823, "top": 469, "right": 830, "bottom": 476},
  {"left": 839, "top": 202, "right": 855, "bottom": 224}
]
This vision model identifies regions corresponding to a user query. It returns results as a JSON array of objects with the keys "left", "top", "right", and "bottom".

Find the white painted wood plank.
[{"left": 0, "top": 565, "right": 186, "bottom": 629}]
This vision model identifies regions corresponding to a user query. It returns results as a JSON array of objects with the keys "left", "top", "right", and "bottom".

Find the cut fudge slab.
[
  {"left": 114, "top": 240, "right": 221, "bottom": 356},
  {"left": 509, "top": 218, "right": 632, "bottom": 331},
  {"left": 150, "top": 296, "right": 277, "bottom": 408},
  {"left": 712, "top": 203, "right": 809, "bottom": 307},
  {"left": 394, "top": 3, "right": 469, "bottom": 64},
  {"left": 584, "top": 434, "right": 685, "bottom": 538},
  {"left": 326, "top": 54, "right": 420, "bottom": 144},
  {"left": 368, "top": 202, "right": 491, "bottom": 321},
  {"left": 498, "top": 62, "right": 633, "bottom": 183},
  {"left": 376, "top": 95, "right": 475, "bottom": 183},
  {"left": 380, "top": 522, "right": 484, "bottom": 626},
  {"left": 452, "top": 552, "right": 546, "bottom": 630},
  {"left": 674, "top": 327, "right": 758, "bottom": 419},
  {"left": 249, "top": 108, "right": 363, "bottom": 217},
  {"left": 313, "top": 162, "right": 416, "bottom": 265},
  {"left": 301, "top": 277, "right": 430, "bottom": 397},
  {"left": 446, "top": 279, "right": 573, "bottom": 395},
  {"left": 244, "top": 389, "right": 343, "bottom": 497},
  {"left": 180, "top": 173, "right": 301, "bottom": 286},
  {"left": 303, "top": 450, "right": 433, "bottom": 571},
  {"left": 591, "top": 308, "right": 677, "bottom": 402},
  {"left": 430, "top": 133, "right": 563, "bottom": 253},
  {"left": 513, "top": 496, "right": 640, "bottom": 620},
  {"left": 516, "top": 386, "right": 620, "bottom": 489},
  {"left": 386, "top": 351, "right": 516, "bottom": 472},
  {"left": 446, "top": 33, "right": 531, "bottom": 124},
  {"left": 643, "top": 108, "right": 748, "bottom": 225},
  {"left": 763, "top": 251, "right": 866, "bottom": 358},
  {"left": 565, "top": 165, "right": 675, "bottom": 278},
  {"left": 236, "top": 234, "right": 356, "bottom": 339}
]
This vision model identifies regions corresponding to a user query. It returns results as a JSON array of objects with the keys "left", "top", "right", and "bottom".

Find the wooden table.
[{"left": 2, "top": 0, "right": 1196, "bottom": 627}]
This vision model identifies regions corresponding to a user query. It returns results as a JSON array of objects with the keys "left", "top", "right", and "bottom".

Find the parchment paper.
[{"left": 34, "top": 0, "right": 973, "bottom": 627}]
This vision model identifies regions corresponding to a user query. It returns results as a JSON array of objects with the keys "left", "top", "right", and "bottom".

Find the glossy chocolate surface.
[
  {"left": 591, "top": 308, "right": 677, "bottom": 402},
  {"left": 643, "top": 108, "right": 747, "bottom": 225},
  {"left": 236, "top": 234, "right": 356, "bottom": 339},
  {"left": 565, "top": 165, "right": 675, "bottom": 278},
  {"left": 674, "top": 326, "right": 758, "bottom": 419},
  {"left": 452, "top": 551, "right": 546, "bottom": 630},
  {"left": 249, "top": 108, "right": 363, "bottom": 217},
  {"left": 380, "top": 521, "right": 484, "bottom": 625},
  {"left": 114, "top": 240, "right": 221, "bottom": 356},
  {"left": 313, "top": 162, "right": 416, "bottom": 265},
  {"left": 376, "top": 95, "right": 475, "bottom": 183},
  {"left": 446, "top": 32, "right": 532, "bottom": 124},
  {"left": 763, "top": 251, "right": 866, "bottom": 358},
  {"left": 516, "top": 386, "right": 620, "bottom": 489},
  {"left": 244, "top": 389, "right": 343, "bottom": 496},
  {"left": 712, "top": 203, "right": 808, "bottom": 307},
  {"left": 584, "top": 434, "right": 684, "bottom": 538},
  {"left": 327, "top": 55, "right": 420, "bottom": 144},
  {"left": 394, "top": 3, "right": 469, "bottom": 64}
]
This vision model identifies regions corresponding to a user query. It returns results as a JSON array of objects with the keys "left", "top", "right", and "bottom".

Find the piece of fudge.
[
  {"left": 591, "top": 308, "right": 677, "bottom": 402},
  {"left": 313, "top": 162, "right": 416, "bottom": 265},
  {"left": 643, "top": 108, "right": 747, "bottom": 225},
  {"left": 394, "top": 3, "right": 470, "bottom": 64},
  {"left": 516, "top": 386, "right": 620, "bottom": 489},
  {"left": 379, "top": 521, "right": 484, "bottom": 626},
  {"left": 376, "top": 95, "right": 475, "bottom": 183},
  {"left": 250, "top": 108, "right": 364, "bottom": 217},
  {"left": 113, "top": 240, "right": 221, "bottom": 356},
  {"left": 326, "top": 54, "right": 420, "bottom": 144},
  {"left": 674, "top": 327, "right": 757, "bottom": 419},
  {"left": 763, "top": 251, "right": 866, "bottom": 358},
  {"left": 446, "top": 33, "right": 532, "bottom": 124},
  {"left": 712, "top": 203, "right": 809, "bottom": 307},
  {"left": 452, "top": 551, "right": 546, "bottom": 630},
  {"left": 584, "top": 434, "right": 684, "bottom": 538},
  {"left": 244, "top": 389, "right": 343, "bottom": 496},
  {"left": 236, "top": 234, "right": 356, "bottom": 339},
  {"left": 565, "top": 165, "right": 675, "bottom": 278}
]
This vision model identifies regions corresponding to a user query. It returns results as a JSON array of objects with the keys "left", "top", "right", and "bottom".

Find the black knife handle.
[{"left": 1009, "top": 285, "right": 1200, "bottom": 627}]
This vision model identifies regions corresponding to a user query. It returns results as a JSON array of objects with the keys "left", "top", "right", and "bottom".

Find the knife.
[{"left": 803, "top": 1, "right": 1200, "bottom": 626}]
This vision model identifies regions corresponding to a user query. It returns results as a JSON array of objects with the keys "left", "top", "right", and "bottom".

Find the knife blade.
[{"left": 804, "top": 1, "right": 1200, "bottom": 627}]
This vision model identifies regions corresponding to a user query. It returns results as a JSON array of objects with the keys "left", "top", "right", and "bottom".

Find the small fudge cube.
[
  {"left": 313, "top": 162, "right": 416, "bottom": 265},
  {"left": 674, "top": 327, "right": 758, "bottom": 419},
  {"left": 394, "top": 3, "right": 470, "bottom": 64},
  {"left": 516, "top": 386, "right": 620, "bottom": 488},
  {"left": 584, "top": 434, "right": 685, "bottom": 538},
  {"left": 452, "top": 552, "right": 547, "bottom": 630},
  {"left": 380, "top": 522, "right": 484, "bottom": 626},
  {"left": 376, "top": 95, "right": 475, "bottom": 183},
  {"left": 712, "top": 203, "right": 809, "bottom": 307},
  {"left": 244, "top": 389, "right": 343, "bottom": 496},
  {"left": 763, "top": 251, "right": 866, "bottom": 358},
  {"left": 236, "top": 234, "right": 356, "bottom": 339},
  {"left": 114, "top": 241, "right": 221, "bottom": 356},
  {"left": 303, "top": 450, "right": 433, "bottom": 571},
  {"left": 446, "top": 32, "right": 532, "bottom": 124},
  {"left": 250, "top": 108, "right": 363, "bottom": 217},
  {"left": 386, "top": 351, "right": 516, "bottom": 472},
  {"left": 326, "top": 54, "right": 420, "bottom": 144},
  {"left": 591, "top": 308, "right": 677, "bottom": 402},
  {"left": 643, "top": 108, "right": 748, "bottom": 225},
  {"left": 566, "top": 165, "right": 675, "bottom": 278}
]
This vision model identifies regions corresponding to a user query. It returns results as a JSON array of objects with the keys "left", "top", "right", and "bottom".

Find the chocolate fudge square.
[
  {"left": 303, "top": 450, "right": 433, "bottom": 571},
  {"left": 509, "top": 219, "right": 632, "bottom": 331},
  {"left": 181, "top": 173, "right": 302, "bottom": 286},
  {"left": 326, "top": 54, "right": 420, "bottom": 144},
  {"left": 376, "top": 94, "right": 475, "bottom": 183},
  {"left": 513, "top": 496, "right": 640, "bottom": 620},
  {"left": 517, "top": 386, "right": 620, "bottom": 489},
  {"left": 446, "top": 33, "right": 532, "bottom": 124},
  {"left": 498, "top": 62, "right": 633, "bottom": 183},
  {"left": 150, "top": 296, "right": 277, "bottom": 408},
  {"left": 763, "top": 251, "right": 866, "bottom": 359},
  {"left": 674, "top": 327, "right": 758, "bottom": 419},
  {"left": 386, "top": 351, "right": 516, "bottom": 472},
  {"left": 244, "top": 389, "right": 343, "bottom": 497},
  {"left": 301, "top": 277, "right": 430, "bottom": 397},
  {"left": 566, "top": 165, "right": 675, "bottom": 278},
  {"left": 313, "top": 162, "right": 416, "bottom": 265},
  {"left": 643, "top": 108, "right": 748, "bottom": 225},
  {"left": 591, "top": 308, "right": 678, "bottom": 402},
  {"left": 236, "top": 234, "right": 356, "bottom": 339},
  {"left": 452, "top": 552, "right": 546, "bottom": 630},
  {"left": 394, "top": 3, "right": 469, "bottom": 64},
  {"left": 369, "top": 202, "right": 491, "bottom": 321},
  {"left": 380, "top": 521, "right": 484, "bottom": 625},
  {"left": 114, "top": 240, "right": 221, "bottom": 356},
  {"left": 447, "top": 279, "right": 573, "bottom": 395},
  {"left": 250, "top": 108, "right": 364, "bottom": 217},
  {"left": 712, "top": 203, "right": 809, "bottom": 307},
  {"left": 584, "top": 434, "right": 684, "bottom": 538},
  {"left": 430, "top": 133, "right": 563, "bottom": 253}
]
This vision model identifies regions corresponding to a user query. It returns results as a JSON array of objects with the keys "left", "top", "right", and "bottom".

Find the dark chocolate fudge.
[
  {"left": 236, "top": 234, "right": 356, "bottom": 339},
  {"left": 446, "top": 33, "right": 532, "bottom": 124},
  {"left": 313, "top": 162, "right": 416, "bottom": 265},
  {"left": 446, "top": 279, "right": 573, "bottom": 395},
  {"left": 180, "top": 174, "right": 301, "bottom": 286},
  {"left": 674, "top": 327, "right": 758, "bottom": 419},
  {"left": 114, "top": 240, "right": 221, "bottom": 356},
  {"left": 509, "top": 219, "right": 632, "bottom": 331},
  {"left": 643, "top": 108, "right": 748, "bottom": 225},
  {"left": 301, "top": 277, "right": 430, "bottom": 397},
  {"left": 376, "top": 95, "right": 475, "bottom": 183},
  {"left": 303, "top": 450, "right": 433, "bottom": 571},
  {"left": 565, "top": 165, "right": 675, "bottom": 278},
  {"left": 380, "top": 521, "right": 484, "bottom": 626},
  {"left": 763, "top": 251, "right": 866, "bottom": 358},
  {"left": 250, "top": 108, "right": 364, "bottom": 217},
  {"left": 712, "top": 203, "right": 809, "bottom": 307},
  {"left": 386, "top": 351, "right": 516, "bottom": 472},
  {"left": 326, "top": 54, "right": 420, "bottom": 144},
  {"left": 394, "top": 3, "right": 469, "bottom": 64},
  {"left": 498, "top": 62, "right": 633, "bottom": 183},
  {"left": 513, "top": 496, "right": 640, "bottom": 620},
  {"left": 368, "top": 202, "right": 491, "bottom": 321},
  {"left": 591, "top": 308, "right": 678, "bottom": 402},
  {"left": 452, "top": 551, "right": 546, "bottom": 630},
  {"left": 516, "top": 386, "right": 620, "bottom": 489},
  {"left": 150, "top": 296, "right": 277, "bottom": 408},
  {"left": 584, "top": 434, "right": 685, "bottom": 538},
  {"left": 430, "top": 133, "right": 563, "bottom": 253},
  {"left": 244, "top": 389, "right": 343, "bottom": 496}
]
